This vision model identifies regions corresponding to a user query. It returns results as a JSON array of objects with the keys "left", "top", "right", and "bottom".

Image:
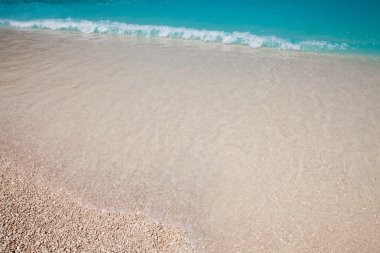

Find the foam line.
[{"left": 0, "top": 19, "right": 349, "bottom": 52}]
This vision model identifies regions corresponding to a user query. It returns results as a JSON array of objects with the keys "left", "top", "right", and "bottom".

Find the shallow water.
[{"left": 1, "top": 28, "right": 380, "bottom": 252}]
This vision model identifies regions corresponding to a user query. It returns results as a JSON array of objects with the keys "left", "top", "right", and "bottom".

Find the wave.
[{"left": 0, "top": 19, "right": 349, "bottom": 52}]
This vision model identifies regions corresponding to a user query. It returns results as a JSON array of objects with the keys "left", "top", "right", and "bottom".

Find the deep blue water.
[{"left": 1, "top": 0, "right": 380, "bottom": 54}]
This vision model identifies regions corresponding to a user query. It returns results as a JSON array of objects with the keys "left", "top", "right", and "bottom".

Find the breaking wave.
[{"left": 0, "top": 19, "right": 349, "bottom": 52}]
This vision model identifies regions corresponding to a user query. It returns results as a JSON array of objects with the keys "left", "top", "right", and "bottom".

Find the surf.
[{"left": 0, "top": 18, "right": 349, "bottom": 52}]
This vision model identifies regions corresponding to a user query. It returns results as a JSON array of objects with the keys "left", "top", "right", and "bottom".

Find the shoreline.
[
  {"left": 0, "top": 19, "right": 352, "bottom": 53},
  {"left": 2, "top": 27, "right": 380, "bottom": 62},
  {"left": 0, "top": 140, "right": 195, "bottom": 252}
]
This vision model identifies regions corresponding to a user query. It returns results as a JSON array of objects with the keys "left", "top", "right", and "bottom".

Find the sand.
[
  {"left": 1, "top": 28, "right": 380, "bottom": 252},
  {"left": 0, "top": 141, "right": 195, "bottom": 252}
]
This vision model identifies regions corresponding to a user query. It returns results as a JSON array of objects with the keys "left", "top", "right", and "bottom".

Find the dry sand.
[{"left": 1, "top": 28, "right": 380, "bottom": 252}]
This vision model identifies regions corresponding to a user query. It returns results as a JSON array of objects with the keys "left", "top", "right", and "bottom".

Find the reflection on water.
[{"left": 1, "top": 28, "right": 380, "bottom": 252}]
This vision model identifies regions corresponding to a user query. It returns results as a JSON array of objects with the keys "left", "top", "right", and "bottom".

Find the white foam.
[{"left": 0, "top": 18, "right": 349, "bottom": 52}]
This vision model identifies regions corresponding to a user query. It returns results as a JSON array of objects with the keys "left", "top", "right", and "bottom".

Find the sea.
[{"left": 1, "top": 0, "right": 380, "bottom": 55}]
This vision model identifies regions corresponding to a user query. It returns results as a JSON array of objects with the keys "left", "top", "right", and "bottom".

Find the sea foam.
[{"left": 0, "top": 19, "right": 348, "bottom": 52}]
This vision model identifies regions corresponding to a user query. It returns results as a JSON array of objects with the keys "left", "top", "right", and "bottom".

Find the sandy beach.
[
  {"left": 0, "top": 140, "right": 194, "bottom": 252},
  {"left": 1, "top": 28, "right": 380, "bottom": 252}
]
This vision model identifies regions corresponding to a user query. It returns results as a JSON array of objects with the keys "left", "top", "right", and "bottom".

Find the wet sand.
[
  {"left": 1, "top": 28, "right": 380, "bottom": 252},
  {"left": 0, "top": 141, "right": 194, "bottom": 252}
]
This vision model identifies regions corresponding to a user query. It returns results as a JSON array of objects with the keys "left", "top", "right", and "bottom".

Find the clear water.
[
  {"left": 1, "top": 28, "right": 380, "bottom": 252},
  {"left": 1, "top": 0, "right": 380, "bottom": 54}
]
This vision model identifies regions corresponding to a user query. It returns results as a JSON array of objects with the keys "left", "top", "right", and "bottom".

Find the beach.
[
  {"left": 1, "top": 28, "right": 380, "bottom": 252},
  {"left": 0, "top": 140, "right": 194, "bottom": 253}
]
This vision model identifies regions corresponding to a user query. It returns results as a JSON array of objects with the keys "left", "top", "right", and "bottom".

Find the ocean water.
[{"left": 1, "top": 0, "right": 380, "bottom": 54}]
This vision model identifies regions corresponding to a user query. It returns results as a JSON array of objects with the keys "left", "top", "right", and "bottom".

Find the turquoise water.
[{"left": 1, "top": 0, "right": 380, "bottom": 54}]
